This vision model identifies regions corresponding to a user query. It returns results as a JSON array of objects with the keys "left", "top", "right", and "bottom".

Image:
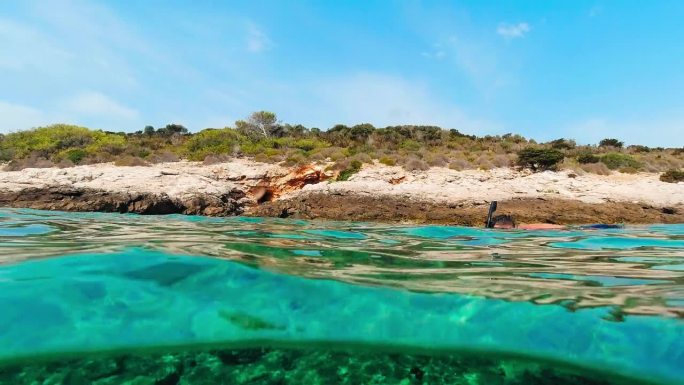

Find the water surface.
[{"left": 0, "top": 208, "right": 683, "bottom": 384}]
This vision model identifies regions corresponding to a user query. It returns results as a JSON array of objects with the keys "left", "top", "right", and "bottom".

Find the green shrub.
[
  {"left": 379, "top": 156, "right": 396, "bottom": 166},
  {"left": 185, "top": 128, "right": 243, "bottom": 160},
  {"left": 337, "top": 160, "right": 362, "bottom": 181},
  {"left": 55, "top": 148, "right": 88, "bottom": 164},
  {"left": 549, "top": 138, "right": 575, "bottom": 150},
  {"left": 599, "top": 138, "right": 624, "bottom": 148},
  {"left": 600, "top": 153, "right": 640, "bottom": 170},
  {"left": 516, "top": 147, "right": 564, "bottom": 171},
  {"left": 577, "top": 152, "right": 599, "bottom": 164},
  {"left": 660, "top": 169, "right": 684, "bottom": 183},
  {"left": 399, "top": 140, "right": 421, "bottom": 151},
  {"left": 0, "top": 124, "right": 94, "bottom": 158},
  {"left": 86, "top": 132, "right": 127, "bottom": 156},
  {"left": 0, "top": 147, "right": 14, "bottom": 162},
  {"left": 629, "top": 145, "right": 650, "bottom": 153},
  {"left": 291, "top": 138, "right": 329, "bottom": 151}
]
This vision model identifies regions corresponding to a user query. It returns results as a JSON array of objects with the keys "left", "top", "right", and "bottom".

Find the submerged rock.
[{"left": 0, "top": 346, "right": 646, "bottom": 385}]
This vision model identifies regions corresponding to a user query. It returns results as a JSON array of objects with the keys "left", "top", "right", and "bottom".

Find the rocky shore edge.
[
  {"left": 1, "top": 186, "right": 681, "bottom": 225},
  {"left": 1, "top": 161, "right": 682, "bottom": 225}
]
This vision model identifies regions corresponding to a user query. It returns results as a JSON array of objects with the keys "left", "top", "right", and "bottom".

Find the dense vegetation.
[
  {"left": 0, "top": 112, "right": 682, "bottom": 177},
  {"left": 660, "top": 169, "right": 684, "bottom": 183}
]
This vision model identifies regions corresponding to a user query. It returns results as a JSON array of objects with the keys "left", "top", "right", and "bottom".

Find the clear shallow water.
[{"left": 0, "top": 208, "right": 683, "bottom": 384}]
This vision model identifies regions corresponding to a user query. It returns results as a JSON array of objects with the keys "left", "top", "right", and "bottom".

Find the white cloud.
[
  {"left": 246, "top": 23, "right": 271, "bottom": 53},
  {"left": 496, "top": 22, "right": 531, "bottom": 40},
  {"left": 62, "top": 92, "right": 139, "bottom": 120},
  {"left": 0, "top": 101, "right": 48, "bottom": 133}
]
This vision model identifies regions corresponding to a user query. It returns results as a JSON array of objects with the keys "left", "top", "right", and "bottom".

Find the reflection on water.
[
  {"left": 1, "top": 208, "right": 684, "bottom": 384},
  {"left": 1, "top": 208, "right": 682, "bottom": 318}
]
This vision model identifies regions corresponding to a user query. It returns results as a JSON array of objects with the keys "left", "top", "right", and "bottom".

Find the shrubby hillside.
[{"left": 1, "top": 111, "right": 682, "bottom": 180}]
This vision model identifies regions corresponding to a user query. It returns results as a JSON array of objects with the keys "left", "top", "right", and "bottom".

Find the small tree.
[
  {"left": 549, "top": 138, "right": 576, "bottom": 150},
  {"left": 236, "top": 111, "right": 278, "bottom": 138},
  {"left": 143, "top": 125, "right": 155, "bottom": 136},
  {"left": 599, "top": 138, "right": 624, "bottom": 148},
  {"left": 164, "top": 124, "right": 188, "bottom": 135},
  {"left": 516, "top": 147, "right": 564, "bottom": 172}
]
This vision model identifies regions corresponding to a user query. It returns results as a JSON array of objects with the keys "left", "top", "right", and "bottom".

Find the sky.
[{"left": 1, "top": 0, "right": 683, "bottom": 146}]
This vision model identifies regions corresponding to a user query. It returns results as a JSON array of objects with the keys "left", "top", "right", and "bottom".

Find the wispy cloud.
[
  {"left": 496, "top": 22, "right": 531, "bottom": 40},
  {"left": 63, "top": 91, "right": 139, "bottom": 120},
  {"left": 246, "top": 22, "right": 271, "bottom": 53},
  {"left": 277, "top": 72, "right": 500, "bottom": 135},
  {"left": 0, "top": 92, "right": 139, "bottom": 133},
  {"left": 0, "top": 101, "right": 47, "bottom": 132}
]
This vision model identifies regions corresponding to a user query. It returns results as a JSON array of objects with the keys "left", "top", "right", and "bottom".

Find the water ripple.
[{"left": 1, "top": 208, "right": 683, "bottom": 318}]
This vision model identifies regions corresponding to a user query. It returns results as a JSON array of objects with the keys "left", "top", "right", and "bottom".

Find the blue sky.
[{"left": 1, "top": 0, "right": 683, "bottom": 146}]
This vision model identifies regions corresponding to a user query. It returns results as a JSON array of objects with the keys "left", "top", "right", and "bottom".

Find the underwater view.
[{"left": 0, "top": 208, "right": 683, "bottom": 384}]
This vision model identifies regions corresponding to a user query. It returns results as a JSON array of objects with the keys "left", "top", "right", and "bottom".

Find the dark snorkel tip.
[{"left": 485, "top": 201, "right": 498, "bottom": 228}]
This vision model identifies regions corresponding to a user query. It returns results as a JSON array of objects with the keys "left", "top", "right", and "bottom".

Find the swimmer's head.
[{"left": 492, "top": 214, "right": 516, "bottom": 229}]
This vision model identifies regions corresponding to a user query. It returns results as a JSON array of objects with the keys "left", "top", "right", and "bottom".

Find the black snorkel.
[{"left": 485, "top": 201, "right": 497, "bottom": 228}]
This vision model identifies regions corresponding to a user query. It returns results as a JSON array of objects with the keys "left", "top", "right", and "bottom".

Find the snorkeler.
[{"left": 484, "top": 201, "right": 565, "bottom": 230}]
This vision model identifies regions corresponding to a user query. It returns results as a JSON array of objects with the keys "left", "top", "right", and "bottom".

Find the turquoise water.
[{"left": 0, "top": 209, "right": 683, "bottom": 384}]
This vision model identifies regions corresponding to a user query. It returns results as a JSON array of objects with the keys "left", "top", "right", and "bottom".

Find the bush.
[
  {"left": 403, "top": 157, "right": 430, "bottom": 171},
  {"left": 54, "top": 148, "right": 87, "bottom": 164},
  {"left": 449, "top": 159, "right": 471, "bottom": 171},
  {"left": 516, "top": 147, "right": 564, "bottom": 171},
  {"left": 184, "top": 128, "right": 243, "bottom": 161},
  {"left": 549, "top": 138, "right": 575, "bottom": 150},
  {"left": 282, "top": 152, "right": 308, "bottom": 167},
  {"left": 577, "top": 152, "right": 599, "bottom": 164},
  {"left": 379, "top": 156, "right": 396, "bottom": 166},
  {"left": 86, "top": 132, "right": 127, "bottom": 156},
  {"left": 660, "top": 169, "right": 684, "bottom": 183},
  {"left": 491, "top": 154, "right": 512, "bottom": 168},
  {"left": 399, "top": 140, "right": 421, "bottom": 151},
  {"left": 599, "top": 138, "right": 624, "bottom": 148},
  {"left": 337, "top": 160, "right": 362, "bottom": 181},
  {"left": 291, "top": 138, "right": 329, "bottom": 151},
  {"left": 425, "top": 153, "right": 449, "bottom": 167},
  {"left": 148, "top": 152, "right": 180, "bottom": 164},
  {"left": 580, "top": 162, "right": 611, "bottom": 175},
  {"left": 600, "top": 153, "right": 640, "bottom": 170},
  {"left": 203, "top": 154, "right": 232, "bottom": 165},
  {"left": 114, "top": 156, "right": 149, "bottom": 167},
  {"left": 0, "top": 124, "right": 96, "bottom": 158},
  {"left": 629, "top": 145, "right": 650, "bottom": 153},
  {"left": 4, "top": 157, "right": 55, "bottom": 171}
]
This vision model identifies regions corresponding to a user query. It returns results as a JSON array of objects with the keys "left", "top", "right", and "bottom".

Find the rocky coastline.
[{"left": 1, "top": 160, "right": 682, "bottom": 225}]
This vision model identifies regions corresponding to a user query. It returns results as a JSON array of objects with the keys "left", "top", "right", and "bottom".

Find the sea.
[{"left": 0, "top": 208, "right": 683, "bottom": 384}]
